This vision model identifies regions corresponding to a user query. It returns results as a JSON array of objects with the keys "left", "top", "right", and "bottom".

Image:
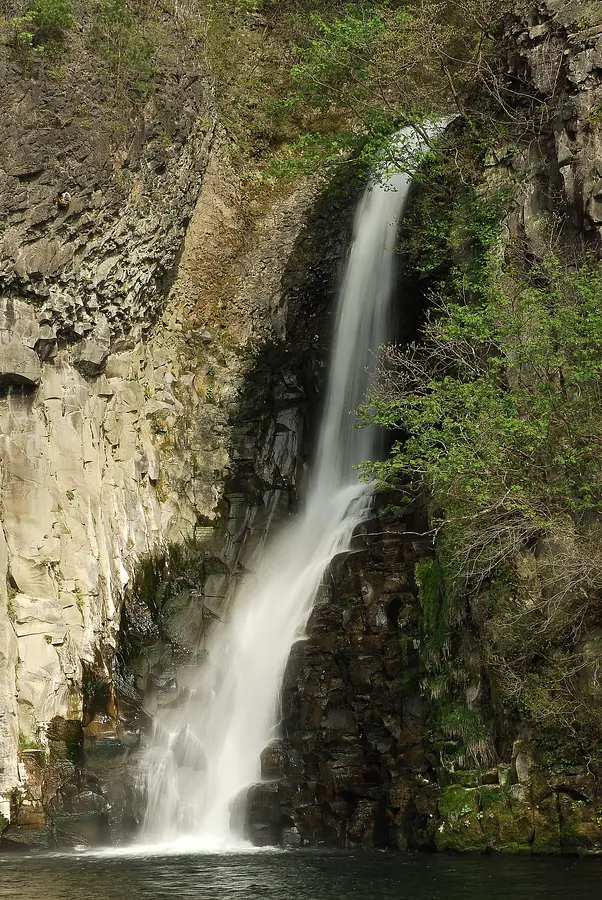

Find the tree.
[
  {"left": 11, "top": 0, "right": 75, "bottom": 50},
  {"left": 270, "top": 0, "right": 516, "bottom": 177}
]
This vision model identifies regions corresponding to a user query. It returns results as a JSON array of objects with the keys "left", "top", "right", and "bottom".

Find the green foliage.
[
  {"left": 90, "top": 0, "right": 155, "bottom": 96},
  {"left": 416, "top": 551, "right": 495, "bottom": 767},
  {"left": 6, "top": 594, "right": 16, "bottom": 623},
  {"left": 192, "top": 0, "right": 514, "bottom": 177},
  {"left": 435, "top": 702, "right": 492, "bottom": 766},
  {"left": 119, "top": 539, "right": 222, "bottom": 668},
  {"left": 368, "top": 252, "right": 602, "bottom": 735},
  {"left": 269, "top": 4, "right": 404, "bottom": 177},
  {"left": 11, "top": 0, "right": 74, "bottom": 51},
  {"left": 289, "top": 7, "right": 390, "bottom": 123},
  {"left": 416, "top": 556, "right": 450, "bottom": 657},
  {"left": 575, "top": 6, "right": 602, "bottom": 31},
  {"left": 28, "top": 0, "right": 73, "bottom": 34},
  {"left": 148, "top": 409, "right": 168, "bottom": 435},
  {"left": 360, "top": 130, "right": 602, "bottom": 743},
  {"left": 269, "top": 0, "right": 514, "bottom": 178},
  {"left": 366, "top": 254, "right": 602, "bottom": 538},
  {"left": 200, "top": 0, "right": 299, "bottom": 169},
  {"left": 18, "top": 730, "right": 45, "bottom": 753}
]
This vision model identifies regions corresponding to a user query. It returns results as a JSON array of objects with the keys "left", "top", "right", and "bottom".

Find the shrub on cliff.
[
  {"left": 364, "top": 253, "right": 602, "bottom": 583},
  {"left": 11, "top": 0, "right": 75, "bottom": 50},
  {"left": 28, "top": 0, "right": 74, "bottom": 36},
  {"left": 89, "top": 0, "right": 155, "bottom": 96},
  {"left": 268, "top": 0, "right": 518, "bottom": 178}
]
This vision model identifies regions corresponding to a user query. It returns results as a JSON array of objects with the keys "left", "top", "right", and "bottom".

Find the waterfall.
[{"left": 141, "top": 128, "right": 425, "bottom": 851}]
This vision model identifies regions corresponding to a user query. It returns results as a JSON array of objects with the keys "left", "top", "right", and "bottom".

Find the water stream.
[{"left": 141, "top": 130, "right": 423, "bottom": 850}]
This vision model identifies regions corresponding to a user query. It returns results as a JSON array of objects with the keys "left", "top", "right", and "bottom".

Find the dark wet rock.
[
  {"left": 245, "top": 782, "right": 289, "bottom": 847},
  {"left": 245, "top": 502, "right": 433, "bottom": 851}
]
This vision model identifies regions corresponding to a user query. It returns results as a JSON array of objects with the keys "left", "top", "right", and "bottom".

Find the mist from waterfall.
[{"left": 141, "top": 128, "right": 426, "bottom": 851}]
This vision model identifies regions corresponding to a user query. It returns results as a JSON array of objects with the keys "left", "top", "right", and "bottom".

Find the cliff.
[
  {"left": 1, "top": 0, "right": 602, "bottom": 855},
  {"left": 0, "top": 1, "right": 356, "bottom": 846},
  {"left": 243, "top": 0, "right": 602, "bottom": 855}
]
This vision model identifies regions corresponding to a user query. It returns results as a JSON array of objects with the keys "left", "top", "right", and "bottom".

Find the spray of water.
[{"left": 141, "top": 128, "right": 428, "bottom": 851}]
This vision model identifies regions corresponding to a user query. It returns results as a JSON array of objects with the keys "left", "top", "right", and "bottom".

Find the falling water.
[{"left": 141, "top": 129, "right": 427, "bottom": 850}]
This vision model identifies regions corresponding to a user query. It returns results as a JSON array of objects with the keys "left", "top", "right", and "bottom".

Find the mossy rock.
[
  {"left": 531, "top": 795, "right": 562, "bottom": 855},
  {"left": 435, "top": 785, "right": 487, "bottom": 852},
  {"left": 559, "top": 794, "right": 602, "bottom": 855},
  {"left": 436, "top": 784, "right": 536, "bottom": 853},
  {"left": 478, "top": 787, "right": 533, "bottom": 854},
  {"left": 453, "top": 770, "right": 482, "bottom": 788}
]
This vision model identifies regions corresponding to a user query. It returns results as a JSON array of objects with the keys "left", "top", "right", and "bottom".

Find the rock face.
[
  {"left": 0, "top": 26, "right": 215, "bottom": 822},
  {"left": 244, "top": 501, "right": 602, "bottom": 856},
  {"left": 0, "top": 22, "right": 215, "bottom": 343},
  {"left": 245, "top": 500, "right": 433, "bottom": 850},
  {"left": 0, "top": 23, "right": 354, "bottom": 841},
  {"left": 2, "top": 0, "right": 602, "bottom": 857},
  {"left": 0, "top": 192, "right": 350, "bottom": 847},
  {"left": 243, "top": 2, "right": 602, "bottom": 857},
  {"left": 506, "top": 0, "right": 602, "bottom": 252},
  {"left": 0, "top": 15, "right": 219, "bottom": 830}
]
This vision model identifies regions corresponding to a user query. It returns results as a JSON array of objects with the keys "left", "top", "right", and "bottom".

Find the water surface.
[{"left": 0, "top": 850, "right": 600, "bottom": 899}]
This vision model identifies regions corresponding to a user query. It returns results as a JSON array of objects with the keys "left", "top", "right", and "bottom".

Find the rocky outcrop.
[
  {"left": 0, "top": 15, "right": 219, "bottom": 824},
  {"left": 244, "top": 499, "right": 602, "bottom": 855},
  {"left": 505, "top": 0, "right": 602, "bottom": 251},
  {"left": 0, "top": 30, "right": 355, "bottom": 841},
  {"left": 0, "top": 16, "right": 215, "bottom": 343},
  {"left": 245, "top": 499, "right": 435, "bottom": 850}
]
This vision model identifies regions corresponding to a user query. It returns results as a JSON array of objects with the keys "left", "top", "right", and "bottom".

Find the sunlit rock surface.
[{"left": 0, "top": 66, "right": 351, "bottom": 842}]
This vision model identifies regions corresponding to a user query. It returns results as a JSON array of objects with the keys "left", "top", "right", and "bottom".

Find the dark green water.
[{"left": 0, "top": 851, "right": 600, "bottom": 899}]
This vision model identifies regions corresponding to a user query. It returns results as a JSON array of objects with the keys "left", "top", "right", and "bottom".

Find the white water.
[{"left": 141, "top": 129, "right": 424, "bottom": 851}]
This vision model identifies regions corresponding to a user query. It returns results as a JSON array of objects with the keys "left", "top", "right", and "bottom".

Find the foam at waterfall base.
[{"left": 45, "top": 835, "right": 277, "bottom": 859}]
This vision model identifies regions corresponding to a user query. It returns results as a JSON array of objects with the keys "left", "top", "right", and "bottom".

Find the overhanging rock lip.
[{"left": 0, "top": 343, "right": 42, "bottom": 387}]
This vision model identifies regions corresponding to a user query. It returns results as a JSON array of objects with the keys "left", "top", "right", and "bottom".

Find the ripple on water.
[{"left": 0, "top": 850, "right": 601, "bottom": 900}]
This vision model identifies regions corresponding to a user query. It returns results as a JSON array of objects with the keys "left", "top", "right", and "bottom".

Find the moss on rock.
[
  {"left": 435, "top": 785, "right": 485, "bottom": 852},
  {"left": 436, "top": 782, "right": 535, "bottom": 853},
  {"left": 559, "top": 794, "right": 602, "bottom": 855}
]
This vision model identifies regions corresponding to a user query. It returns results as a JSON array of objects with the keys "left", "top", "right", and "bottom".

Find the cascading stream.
[{"left": 141, "top": 128, "right": 427, "bottom": 851}]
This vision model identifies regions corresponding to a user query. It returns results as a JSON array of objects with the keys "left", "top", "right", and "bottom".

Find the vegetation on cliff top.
[{"left": 2, "top": 0, "right": 181, "bottom": 103}]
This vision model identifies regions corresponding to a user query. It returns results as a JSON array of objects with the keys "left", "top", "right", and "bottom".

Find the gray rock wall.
[
  {"left": 0, "top": 25, "right": 215, "bottom": 828},
  {"left": 506, "top": 1, "right": 602, "bottom": 251},
  {"left": 0, "top": 50, "right": 354, "bottom": 842}
]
